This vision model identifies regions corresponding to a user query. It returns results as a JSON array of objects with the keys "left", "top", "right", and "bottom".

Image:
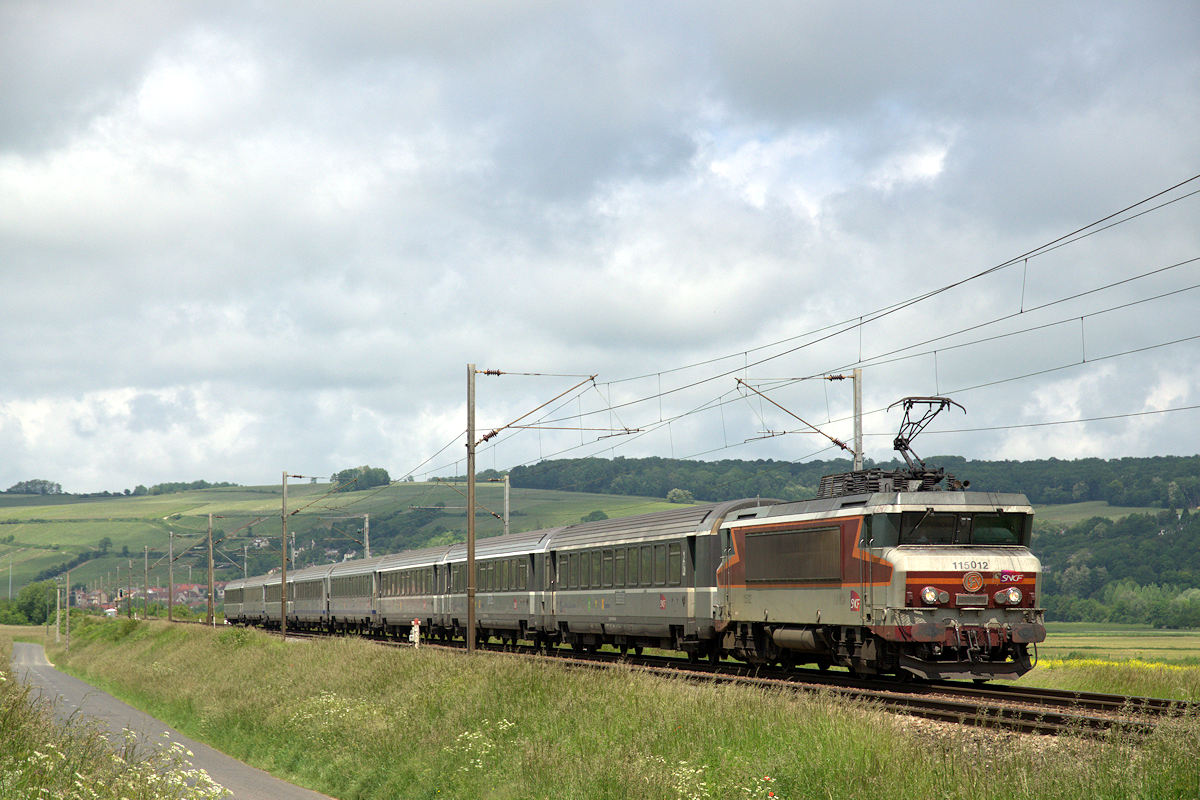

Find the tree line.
[{"left": 506, "top": 454, "right": 1200, "bottom": 508}]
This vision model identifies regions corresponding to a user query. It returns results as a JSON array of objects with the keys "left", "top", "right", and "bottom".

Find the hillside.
[{"left": 0, "top": 482, "right": 679, "bottom": 594}]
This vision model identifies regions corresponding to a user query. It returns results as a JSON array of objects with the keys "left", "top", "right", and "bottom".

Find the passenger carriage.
[
  {"left": 289, "top": 563, "right": 334, "bottom": 630},
  {"left": 376, "top": 546, "right": 451, "bottom": 637},
  {"left": 328, "top": 559, "right": 377, "bottom": 633},
  {"left": 464, "top": 529, "right": 552, "bottom": 647},
  {"left": 223, "top": 576, "right": 246, "bottom": 623},
  {"left": 545, "top": 500, "right": 771, "bottom": 655}
]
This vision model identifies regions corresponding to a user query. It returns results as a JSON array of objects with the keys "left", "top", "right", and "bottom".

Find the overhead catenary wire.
[
  {"left": 527, "top": 248, "right": 1200, "bottom": 431},
  {"left": 385, "top": 173, "right": 1200, "bottom": 481}
]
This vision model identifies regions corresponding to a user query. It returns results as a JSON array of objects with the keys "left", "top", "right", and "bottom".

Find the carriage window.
[
  {"left": 614, "top": 549, "right": 625, "bottom": 588},
  {"left": 626, "top": 547, "right": 638, "bottom": 586},
  {"left": 591, "top": 552, "right": 602, "bottom": 589},
  {"left": 668, "top": 542, "right": 682, "bottom": 586},
  {"left": 602, "top": 550, "right": 613, "bottom": 587},
  {"left": 569, "top": 553, "right": 580, "bottom": 589},
  {"left": 640, "top": 546, "right": 653, "bottom": 587},
  {"left": 653, "top": 544, "right": 667, "bottom": 586}
]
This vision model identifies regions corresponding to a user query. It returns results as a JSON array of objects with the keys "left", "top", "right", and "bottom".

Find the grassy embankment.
[
  {"left": 0, "top": 625, "right": 228, "bottom": 799},
  {"left": 39, "top": 618, "right": 1200, "bottom": 800}
]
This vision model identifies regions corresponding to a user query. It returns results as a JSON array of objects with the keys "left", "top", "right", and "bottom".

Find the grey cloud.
[{"left": 1, "top": 2, "right": 1198, "bottom": 490}]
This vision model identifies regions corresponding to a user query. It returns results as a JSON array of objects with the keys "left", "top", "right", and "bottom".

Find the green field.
[
  {"left": 1032, "top": 500, "right": 1161, "bottom": 526},
  {"left": 1035, "top": 623, "right": 1200, "bottom": 665}
]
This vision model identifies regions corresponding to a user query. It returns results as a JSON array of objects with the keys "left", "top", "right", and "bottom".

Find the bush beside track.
[{"left": 42, "top": 618, "right": 1200, "bottom": 800}]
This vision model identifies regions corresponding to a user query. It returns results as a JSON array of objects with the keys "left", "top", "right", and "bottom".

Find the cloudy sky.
[{"left": 2, "top": 2, "right": 1198, "bottom": 493}]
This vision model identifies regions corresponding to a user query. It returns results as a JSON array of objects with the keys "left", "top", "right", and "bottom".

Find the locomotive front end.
[{"left": 862, "top": 495, "right": 1045, "bottom": 680}]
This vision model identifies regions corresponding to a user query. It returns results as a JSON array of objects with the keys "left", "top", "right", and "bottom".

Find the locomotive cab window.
[
  {"left": 889, "top": 511, "right": 1031, "bottom": 546},
  {"left": 863, "top": 514, "right": 900, "bottom": 547}
]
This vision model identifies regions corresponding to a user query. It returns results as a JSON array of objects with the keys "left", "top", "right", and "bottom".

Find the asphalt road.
[{"left": 11, "top": 641, "right": 335, "bottom": 800}]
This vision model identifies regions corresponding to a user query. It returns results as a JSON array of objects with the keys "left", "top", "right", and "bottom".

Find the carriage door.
[{"left": 544, "top": 553, "right": 555, "bottom": 621}]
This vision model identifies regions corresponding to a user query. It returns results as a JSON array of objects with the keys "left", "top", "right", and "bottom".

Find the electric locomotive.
[{"left": 711, "top": 398, "right": 1045, "bottom": 680}]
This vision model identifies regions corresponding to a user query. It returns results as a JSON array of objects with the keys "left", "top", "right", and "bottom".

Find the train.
[{"left": 224, "top": 399, "right": 1046, "bottom": 681}]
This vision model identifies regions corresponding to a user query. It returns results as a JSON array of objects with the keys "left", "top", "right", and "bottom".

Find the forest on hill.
[
  {"left": 505, "top": 454, "right": 1200, "bottom": 508},
  {"left": 1036, "top": 509, "right": 1200, "bottom": 627}
]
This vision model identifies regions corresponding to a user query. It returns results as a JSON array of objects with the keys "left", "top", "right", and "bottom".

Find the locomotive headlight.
[
  {"left": 920, "top": 586, "right": 940, "bottom": 605},
  {"left": 994, "top": 587, "right": 1023, "bottom": 605}
]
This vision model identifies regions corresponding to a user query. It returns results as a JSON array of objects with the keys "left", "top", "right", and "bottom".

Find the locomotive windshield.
[{"left": 864, "top": 511, "right": 1031, "bottom": 547}]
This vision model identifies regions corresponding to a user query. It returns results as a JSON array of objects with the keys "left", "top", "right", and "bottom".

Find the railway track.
[
  {"left": 271, "top": 624, "right": 1194, "bottom": 738},
  {"left": 551, "top": 649, "right": 1184, "bottom": 737}
]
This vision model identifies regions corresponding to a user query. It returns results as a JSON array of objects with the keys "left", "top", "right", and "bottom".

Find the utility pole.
[
  {"left": 207, "top": 513, "right": 216, "bottom": 626},
  {"left": 823, "top": 369, "right": 864, "bottom": 470},
  {"left": 466, "top": 363, "right": 477, "bottom": 654},
  {"left": 55, "top": 579, "right": 61, "bottom": 643},
  {"left": 168, "top": 531, "right": 174, "bottom": 622},
  {"left": 853, "top": 367, "right": 863, "bottom": 471},
  {"left": 65, "top": 568, "right": 70, "bottom": 652},
  {"left": 281, "top": 470, "right": 289, "bottom": 639},
  {"left": 144, "top": 546, "right": 149, "bottom": 620},
  {"left": 363, "top": 513, "right": 370, "bottom": 559},
  {"left": 126, "top": 559, "right": 133, "bottom": 619},
  {"left": 243, "top": 544, "right": 247, "bottom": 578}
]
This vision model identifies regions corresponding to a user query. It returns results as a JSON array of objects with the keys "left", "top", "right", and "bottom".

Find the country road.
[{"left": 11, "top": 642, "right": 335, "bottom": 800}]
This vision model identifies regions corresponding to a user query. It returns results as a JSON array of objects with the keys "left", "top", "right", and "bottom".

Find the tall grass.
[
  {"left": 0, "top": 632, "right": 228, "bottom": 799},
  {"left": 47, "top": 619, "right": 1200, "bottom": 800}
]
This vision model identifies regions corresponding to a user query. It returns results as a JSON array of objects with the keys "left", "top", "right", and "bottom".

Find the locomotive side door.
[
  {"left": 716, "top": 526, "right": 734, "bottom": 622},
  {"left": 857, "top": 518, "right": 872, "bottom": 625}
]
